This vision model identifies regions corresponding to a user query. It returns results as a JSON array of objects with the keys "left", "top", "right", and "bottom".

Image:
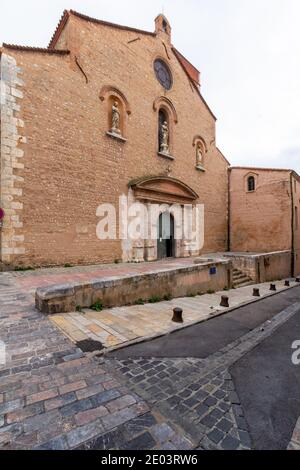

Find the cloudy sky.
[{"left": 1, "top": 0, "right": 299, "bottom": 172}]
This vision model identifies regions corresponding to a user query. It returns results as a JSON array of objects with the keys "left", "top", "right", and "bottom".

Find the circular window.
[{"left": 154, "top": 59, "right": 172, "bottom": 90}]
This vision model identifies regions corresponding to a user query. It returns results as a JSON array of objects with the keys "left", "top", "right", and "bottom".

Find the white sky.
[{"left": 1, "top": 0, "right": 300, "bottom": 172}]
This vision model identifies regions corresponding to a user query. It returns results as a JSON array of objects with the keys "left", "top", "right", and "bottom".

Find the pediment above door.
[{"left": 129, "top": 176, "right": 198, "bottom": 204}]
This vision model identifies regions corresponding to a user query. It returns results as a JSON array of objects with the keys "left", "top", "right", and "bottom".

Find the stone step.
[
  {"left": 233, "top": 272, "right": 247, "bottom": 280},
  {"left": 233, "top": 280, "right": 253, "bottom": 288},
  {"left": 233, "top": 275, "right": 253, "bottom": 284}
]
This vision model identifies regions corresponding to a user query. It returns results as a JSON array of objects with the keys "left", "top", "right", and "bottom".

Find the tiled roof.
[
  {"left": 229, "top": 166, "right": 299, "bottom": 175},
  {"left": 2, "top": 43, "right": 70, "bottom": 55},
  {"left": 172, "top": 48, "right": 200, "bottom": 86},
  {"left": 171, "top": 47, "right": 216, "bottom": 121},
  {"left": 48, "top": 9, "right": 70, "bottom": 49}
]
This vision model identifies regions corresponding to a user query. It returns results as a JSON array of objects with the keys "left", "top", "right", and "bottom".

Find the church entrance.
[{"left": 157, "top": 212, "right": 175, "bottom": 259}]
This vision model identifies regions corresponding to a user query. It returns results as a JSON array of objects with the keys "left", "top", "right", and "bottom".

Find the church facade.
[
  {"left": 0, "top": 10, "right": 229, "bottom": 267},
  {"left": 0, "top": 10, "right": 299, "bottom": 276}
]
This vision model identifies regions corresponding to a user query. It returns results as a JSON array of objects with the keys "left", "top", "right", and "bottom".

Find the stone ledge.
[
  {"left": 106, "top": 131, "right": 127, "bottom": 143},
  {"left": 196, "top": 164, "right": 205, "bottom": 172},
  {"left": 157, "top": 151, "right": 175, "bottom": 160},
  {"left": 35, "top": 259, "right": 232, "bottom": 314}
]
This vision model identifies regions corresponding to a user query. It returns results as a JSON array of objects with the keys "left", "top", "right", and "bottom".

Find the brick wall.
[
  {"left": 292, "top": 175, "right": 300, "bottom": 275},
  {"left": 229, "top": 168, "right": 292, "bottom": 253},
  {"left": 0, "top": 13, "right": 229, "bottom": 267}
]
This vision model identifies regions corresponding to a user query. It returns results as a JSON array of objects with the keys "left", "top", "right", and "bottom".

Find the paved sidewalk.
[
  {"left": 7, "top": 257, "right": 203, "bottom": 294},
  {"left": 49, "top": 279, "right": 297, "bottom": 351},
  {"left": 0, "top": 275, "right": 189, "bottom": 450},
  {"left": 0, "top": 262, "right": 299, "bottom": 449}
]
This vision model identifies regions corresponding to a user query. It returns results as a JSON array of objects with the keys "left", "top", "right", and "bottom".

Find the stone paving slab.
[
  {"left": 49, "top": 279, "right": 297, "bottom": 352},
  {"left": 102, "top": 302, "right": 300, "bottom": 450},
  {"left": 0, "top": 261, "right": 298, "bottom": 450},
  {"left": 6, "top": 257, "right": 209, "bottom": 294},
  {"left": 0, "top": 276, "right": 176, "bottom": 450}
]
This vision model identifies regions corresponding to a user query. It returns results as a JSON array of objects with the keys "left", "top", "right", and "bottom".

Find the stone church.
[{"left": 0, "top": 10, "right": 299, "bottom": 278}]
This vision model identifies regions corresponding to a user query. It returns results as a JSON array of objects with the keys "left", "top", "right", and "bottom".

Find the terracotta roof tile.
[
  {"left": 48, "top": 9, "right": 70, "bottom": 49},
  {"left": 2, "top": 43, "right": 70, "bottom": 55},
  {"left": 171, "top": 47, "right": 216, "bottom": 121}
]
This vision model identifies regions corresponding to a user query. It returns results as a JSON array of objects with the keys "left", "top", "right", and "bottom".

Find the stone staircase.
[{"left": 232, "top": 268, "right": 253, "bottom": 288}]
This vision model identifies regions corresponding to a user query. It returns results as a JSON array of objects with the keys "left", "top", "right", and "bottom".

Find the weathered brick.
[
  {"left": 26, "top": 388, "right": 58, "bottom": 405},
  {"left": 6, "top": 402, "right": 44, "bottom": 424},
  {"left": 106, "top": 394, "right": 136, "bottom": 413},
  {"left": 0, "top": 398, "right": 24, "bottom": 414},
  {"left": 90, "top": 389, "right": 121, "bottom": 407},
  {"left": 75, "top": 406, "right": 108, "bottom": 426},
  {"left": 59, "top": 380, "right": 86, "bottom": 395},
  {"left": 66, "top": 420, "right": 104, "bottom": 448},
  {"left": 44, "top": 392, "right": 77, "bottom": 411},
  {"left": 75, "top": 383, "right": 104, "bottom": 400}
]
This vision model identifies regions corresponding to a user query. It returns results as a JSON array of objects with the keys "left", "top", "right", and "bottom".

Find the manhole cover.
[{"left": 76, "top": 339, "right": 104, "bottom": 352}]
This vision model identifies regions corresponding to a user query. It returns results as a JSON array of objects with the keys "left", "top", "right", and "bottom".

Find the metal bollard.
[
  {"left": 253, "top": 288, "right": 260, "bottom": 297},
  {"left": 270, "top": 284, "right": 276, "bottom": 291},
  {"left": 220, "top": 295, "right": 229, "bottom": 308},
  {"left": 172, "top": 307, "right": 183, "bottom": 323},
  {"left": 284, "top": 280, "right": 290, "bottom": 287}
]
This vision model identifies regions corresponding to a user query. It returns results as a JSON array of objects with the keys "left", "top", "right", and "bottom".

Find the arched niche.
[
  {"left": 193, "top": 135, "right": 208, "bottom": 170},
  {"left": 153, "top": 96, "right": 178, "bottom": 124},
  {"left": 99, "top": 86, "right": 131, "bottom": 139}
]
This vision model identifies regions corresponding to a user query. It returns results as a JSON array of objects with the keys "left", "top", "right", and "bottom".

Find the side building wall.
[{"left": 229, "top": 168, "right": 292, "bottom": 253}]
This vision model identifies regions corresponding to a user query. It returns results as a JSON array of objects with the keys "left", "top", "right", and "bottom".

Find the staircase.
[{"left": 232, "top": 268, "right": 253, "bottom": 288}]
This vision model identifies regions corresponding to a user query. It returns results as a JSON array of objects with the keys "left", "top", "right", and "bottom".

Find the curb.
[{"left": 89, "top": 281, "right": 300, "bottom": 358}]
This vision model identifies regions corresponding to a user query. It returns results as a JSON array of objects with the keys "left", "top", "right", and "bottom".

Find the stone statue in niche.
[
  {"left": 196, "top": 143, "right": 203, "bottom": 166},
  {"left": 111, "top": 101, "right": 121, "bottom": 134},
  {"left": 160, "top": 120, "right": 169, "bottom": 154}
]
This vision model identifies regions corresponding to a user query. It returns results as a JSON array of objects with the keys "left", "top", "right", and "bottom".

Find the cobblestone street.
[
  {"left": 103, "top": 301, "right": 299, "bottom": 450},
  {"left": 0, "top": 269, "right": 300, "bottom": 450},
  {"left": 0, "top": 274, "right": 181, "bottom": 450}
]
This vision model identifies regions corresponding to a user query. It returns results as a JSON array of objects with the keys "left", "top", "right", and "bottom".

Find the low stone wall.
[
  {"left": 224, "top": 251, "right": 291, "bottom": 283},
  {"left": 35, "top": 259, "right": 232, "bottom": 314}
]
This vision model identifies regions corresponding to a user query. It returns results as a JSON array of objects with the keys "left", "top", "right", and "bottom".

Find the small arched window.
[{"left": 247, "top": 176, "right": 255, "bottom": 192}]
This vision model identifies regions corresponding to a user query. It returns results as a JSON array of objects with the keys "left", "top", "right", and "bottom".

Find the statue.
[
  {"left": 160, "top": 120, "right": 169, "bottom": 154},
  {"left": 111, "top": 101, "right": 121, "bottom": 134},
  {"left": 196, "top": 143, "right": 203, "bottom": 166}
]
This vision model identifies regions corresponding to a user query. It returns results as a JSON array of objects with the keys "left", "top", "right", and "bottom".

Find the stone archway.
[
  {"left": 157, "top": 211, "right": 175, "bottom": 259},
  {"left": 127, "top": 176, "right": 199, "bottom": 262}
]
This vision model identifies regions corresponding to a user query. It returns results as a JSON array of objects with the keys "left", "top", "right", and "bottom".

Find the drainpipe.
[
  {"left": 227, "top": 168, "right": 231, "bottom": 252},
  {"left": 290, "top": 172, "right": 295, "bottom": 277}
]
